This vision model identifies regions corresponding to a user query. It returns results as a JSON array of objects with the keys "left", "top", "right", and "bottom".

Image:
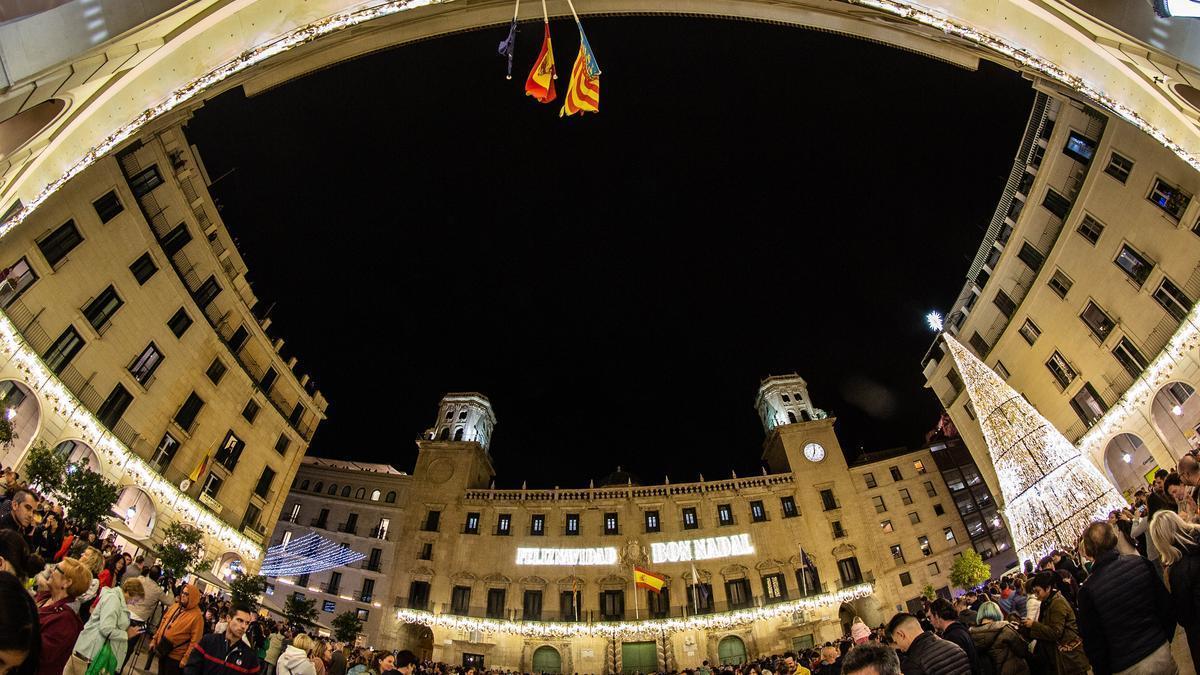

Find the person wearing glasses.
[{"left": 33, "top": 557, "right": 92, "bottom": 675}]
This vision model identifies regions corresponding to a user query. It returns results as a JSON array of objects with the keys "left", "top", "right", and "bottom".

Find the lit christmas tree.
[{"left": 943, "top": 335, "right": 1126, "bottom": 563}]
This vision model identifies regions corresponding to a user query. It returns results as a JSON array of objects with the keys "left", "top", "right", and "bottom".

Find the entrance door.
[
  {"left": 531, "top": 646, "right": 562, "bottom": 674},
  {"left": 462, "top": 654, "right": 484, "bottom": 670},
  {"left": 621, "top": 641, "right": 657, "bottom": 674},
  {"left": 717, "top": 636, "right": 747, "bottom": 665}
]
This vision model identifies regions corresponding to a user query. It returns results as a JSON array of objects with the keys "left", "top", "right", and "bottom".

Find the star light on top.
[{"left": 926, "top": 312, "right": 943, "bottom": 332}]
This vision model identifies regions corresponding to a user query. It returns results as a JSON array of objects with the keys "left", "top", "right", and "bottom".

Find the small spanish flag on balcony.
[
  {"left": 188, "top": 452, "right": 211, "bottom": 483},
  {"left": 634, "top": 566, "right": 666, "bottom": 593}
]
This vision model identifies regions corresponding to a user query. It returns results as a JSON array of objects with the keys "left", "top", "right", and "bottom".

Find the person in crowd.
[
  {"left": 1021, "top": 572, "right": 1089, "bottom": 675},
  {"left": 1075, "top": 520, "right": 1177, "bottom": 674},
  {"left": 127, "top": 554, "right": 143, "bottom": 578},
  {"left": 0, "top": 570, "right": 41, "bottom": 675},
  {"left": 66, "top": 577, "right": 144, "bottom": 675},
  {"left": 150, "top": 583, "right": 205, "bottom": 675},
  {"left": 1178, "top": 453, "right": 1200, "bottom": 486},
  {"left": 1150, "top": 509, "right": 1200, "bottom": 666},
  {"left": 32, "top": 513, "right": 61, "bottom": 561},
  {"left": 92, "top": 554, "right": 125, "bottom": 609},
  {"left": 328, "top": 641, "right": 347, "bottom": 675},
  {"left": 850, "top": 617, "right": 871, "bottom": 645},
  {"left": 0, "top": 489, "right": 38, "bottom": 543},
  {"left": 998, "top": 578, "right": 1028, "bottom": 620},
  {"left": 368, "top": 650, "right": 395, "bottom": 675},
  {"left": 53, "top": 525, "right": 75, "bottom": 563},
  {"left": 815, "top": 646, "right": 842, "bottom": 675},
  {"left": 841, "top": 643, "right": 901, "bottom": 675},
  {"left": 928, "top": 598, "right": 979, "bottom": 673},
  {"left": 263, "top": 623, "right": 286, "bottom": 675},
  {"left": 345, "top": 651, "right": 367, "bottom": 675},
  {"left": 0, "top": 528, "right": 39, "bottom": 581},
  {"left": 393, "top": 651, "right": 418, "bottom": 675},
  {"left": 183, "top": 603, "right": 260, "bottom": 675},
  {"left": 968, "top": 600, "right": 1028, "bottom": 675},
  {"left": 885, "top": 612, "right": 970, "bottom": 675},
  {"left": 279, "top": 635, "right": 317, "bottom": 675},
  {"left": 73, "top": 547, "right": 103, "bottom": 622},
  {"left": 35, "top": 557, "right": 92, "bottom": 675},
  {"left": 309, "top": 639, "right": 328, "bottom": 675},
  {"left": 1166, "top": 473, "right": 1199, "bottom": 524}
]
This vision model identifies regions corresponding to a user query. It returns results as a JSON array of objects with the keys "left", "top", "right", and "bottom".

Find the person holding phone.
[{"left": 66, "top": 577, "right": 145, "bottom": 675}]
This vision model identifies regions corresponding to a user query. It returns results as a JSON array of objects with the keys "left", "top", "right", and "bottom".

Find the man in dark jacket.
[
  {"left": 184, "top": 603, "right": 261, "bottom": 675},
  {"left": 1075, "top": 521, "right": 1178, "bottom": 674},
  {"left": 929, "top": 599, "right": 980, "bottom": 674},
  {"left": 886, "top": 613, "right": 971, "bottom": 675},
  {"left": 0, "top": 488, "right": 37, "bottom": 544}
]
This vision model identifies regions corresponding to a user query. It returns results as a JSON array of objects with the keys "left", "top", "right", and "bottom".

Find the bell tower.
[
  {"left": 425, "top": 392, "right": 497, "bottom": 451},
  {"left": 754, "top": 373, "right": 826, "bottom": 433},
  {"left": 413, "top": 392, "right": 497, "bottom": 491}
]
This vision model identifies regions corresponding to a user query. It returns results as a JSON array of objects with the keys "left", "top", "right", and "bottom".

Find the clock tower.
[{"left": 754, "top": 374, "right": 842, "bottom": 473}]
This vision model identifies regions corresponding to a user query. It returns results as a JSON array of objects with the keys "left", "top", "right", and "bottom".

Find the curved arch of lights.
[{"left": 260, "top": 532, "right": 366, "bottom": 577}]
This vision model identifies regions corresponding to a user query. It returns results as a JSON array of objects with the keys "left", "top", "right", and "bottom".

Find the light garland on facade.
[
  {"left": 260, "top": 532, "right": 366, "bottom": 576},
  {"left": 0, "top": 311, "right": 262, "bottom": 560},
  {"left": 944, "top": 335, "right": 1127, "bottom": 563},
  {"left": 395, "top": 582, "right": 873, "bottom": 639}
]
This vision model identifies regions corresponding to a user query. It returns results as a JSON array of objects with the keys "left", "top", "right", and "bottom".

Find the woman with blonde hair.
[
  {"left": 1150, "top": 509, "right": 1200, "bottom": 665},
  {"left": 309, "top": 638, "right": 328, "bottom": 675},
  {"left": 278, "top": 634, "right": 317, "bottom": 675},
  {"left": 34, "top": 557, "right": 93, "bottom": 675}
]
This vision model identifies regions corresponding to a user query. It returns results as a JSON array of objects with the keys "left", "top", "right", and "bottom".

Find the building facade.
[
  {"left": 923, "top": 81, "right": 1200, "bottom": 521},
  {"left": 269, "top": 381, "right": 1001, "bottom": 671},
  {"left": 0, "top": 109, "right": 326, "bottom": 569}
]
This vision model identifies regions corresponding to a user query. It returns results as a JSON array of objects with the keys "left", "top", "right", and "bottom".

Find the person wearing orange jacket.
[{"left": 151, "top": 584, "right": 204, "bottom": 675}]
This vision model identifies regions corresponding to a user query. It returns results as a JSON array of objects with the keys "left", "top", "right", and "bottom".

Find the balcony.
[
  {"left": 309, "top": 518, "right": 328, "bottom": 529},
  {"left": 337, "top": 523, "right": 358, "bottom": 536},
  {"left": 359, "top": 560, "right": 383, "bottom": 573},
  {"left": 321, "top": 583, "right": 340, "bottom": 595},
  {"left": 358, "top": 593, "right": 373, "bottom": 603},
  {"left": 368, "top": 527, "right": 389, "bottom": 540}
]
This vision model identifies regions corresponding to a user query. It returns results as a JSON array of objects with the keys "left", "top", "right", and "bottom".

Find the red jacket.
[
  {"left": 36, "top": 593, "right": 83, "bottom": 675},
  {"left": 54, "top": 534, "right": 74, "bottom": 562}
]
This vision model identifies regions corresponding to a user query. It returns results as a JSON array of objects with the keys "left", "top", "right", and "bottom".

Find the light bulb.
[
  {"left": 1173, "top": 405, "right": 1184, "bottom": 416},
  {"left": 1123, "top": 453, "right": 1132, "bottom": 463}
]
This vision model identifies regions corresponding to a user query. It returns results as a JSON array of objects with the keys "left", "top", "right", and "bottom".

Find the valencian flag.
[
  {"left": 525, "top": 22, "right": 557, "bottom": 102},
  {"left": 633, "top": 566, "right": 667, "bottom": 593},
  {"left": 559, "top": 20, "right": 600, "bottom": 116}
]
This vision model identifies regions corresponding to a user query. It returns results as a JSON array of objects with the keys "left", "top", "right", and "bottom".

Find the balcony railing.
[
  {"left": 463, "top": 473, "right": 796, "bottom": 503},
  {"left": 368, "top": 527, "right": 389, "bottom": 540},
  {"left": 359, "top": 560, "right": 383, "bottom": 572},
  {"left": 309, "top": 518, "right": 328, "bottom": 529},
  {"left": 337, "top": 523, "right": 358, "bottom": 536}
]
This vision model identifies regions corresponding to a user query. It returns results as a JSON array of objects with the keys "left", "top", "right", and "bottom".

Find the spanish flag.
[
  {"left": 188, "top": 452, "right": 211, "bottom": 483},
  {"left": 525, "top": 22, "right": 557, "bottom": 103},
  {"left": 634, "top": 566, "right": 666, "bottom": 593}
]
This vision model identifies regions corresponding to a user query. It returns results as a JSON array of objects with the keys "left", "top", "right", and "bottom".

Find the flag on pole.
[
  {"left": 188, "top": 453, "right": 211, "bottom": 482},
  {"left": 559, "top": 22, "right": 600, "bottom": 116},
  {"left": 524, "top": 22, "right": 557, "bottom": 102},
  {"left": 633, "top": 566, "right": 667, "bottom": 593},
  {"left": 498, "top": 0, "right": 520, "bottom": 80},
  {"left": 690, "top": 562, "right": 709, "bottom": 607}
]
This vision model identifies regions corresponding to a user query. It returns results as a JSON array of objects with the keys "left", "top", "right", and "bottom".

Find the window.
[
  {"left": 750, "top": 500, "right": 766, "bottom": 522},
  {"left": 356, "top": 609, "right": 369, "bottom": 621},
  {"left": 229, "top": 325, "right": 249, "bottom": 351},
  {"left": 993, "top": 290, "right": 1017, "bottom": 318},
  {"left": 760, "top": 572, "right": 787, "bottom": 603},
  {"left": 928, "top": 562, "right": 941, "bottom": 575},
  {"left": 1017, "top": 242, "right": 1045, "bottom": 272},
  {"left": 408, "top": 582, "right": 430, "bottom": 610},
  {"left": 450, "top": 586, "right": 471, "bottom": 615},
  {"left": 497, "top": 514, "right": 511, "bottom": 536},
  {"left": 900, "top": 488, "right": 913, "bottom": 505},
  {"left": 968, "top": 332, "right": 991, "bottom": 356},
  {"left": 934, "top": 503, "right": 945, "bottom": 516},
  {"left": 92, "top": 190, "right": 123, "bottom": 223},
  {"left": 287, "top": 504, "right": 301, "bottom": 524},
  {"left": 129, "top": 165, "right": 163, "bottom": 197},
  {"left": 1149, "top": 177, "right": 1191, "bottom": 220},
  {"left": 128, "top": 342, "right": 163, "bottom": 384},
  {"left": 150, "top": 433, "right": 180, "bottom": 471},
  {"left": 0, "top": 257, "right": 37, "bottom": 308},
  {"left": 899, "top": 572, "right": 913, "bottom": 586},
  {"left": 160, "top": 222, "right": 192, "bottom": 256},
  {"left": 600, "top": 590, "right": 625, "bottom": 620},
  {"left": 174, "top": 392, "right": 204, "bottom": 431},
  {"left": 242, "top": 399, "right": 261, "bottom": 423},
  {"left": 717, "top": 504, "right": 733, "bottom": 526},
  {"left": 83, "top": 285, "right": 123, "bottom": 330},
  {"left": 1046, "top": 351, "right": 1077, "bottom": 389},
  {"left": 167, "top": 308, "right": 193, "bottom": 338},
  {"left": 1105, "top": 152, "right": 1133, "bottom": 183},
  {"left": 43, "top": 326, "right": 84, "bottom": 374},
  {"left": 37, "top": 221, "right": 83, "bottom": 267},
  {"left": 644, "top": 510, "right": 660, "bottom": 533},
  {"left": 1070, "top": 383, "right": 1108, "bottom": 427},
  {"left": 560, "top": 590, "right": 583, "bottom": 621},
  {"left": 273, "top": 434, "right": 291, "bottom": 455},
  {"left": 964, "top": 402, "right": 976, "bottom": 421},
  {"left": 924, "top": 481, "right": 937, "bottom": 497},
  {"left": 215, "top": 431, "right": 246, "bottom": 470},
  {"left": 1076, "top": 301, "right": 1115, "bottom": 341},
  {"left": 1063, "top": 131, "right": 1096, "bottom": 164},
  {"left": 831, "top": 521, "right": 846, "bottom": 539},
  {"left": 1114, "top": 244, "right": 1153, "bottom": 285},
  {"left": 531, "top": 514, "right": 545, "bottom": 535},
  {"left": 261, "top": 367, "right": 278, "bottom": 392},
  {"left": 914, "top": 460, "right": 927, "bottom": 475},
  {"left": 419, "top": 543, "right": 432, "bottom": 560},
  {"left": 523, "top": 590, "right": 543, "bottom": 620},
  {"left": 254, "top": 467, "right": 275, "bottom": 498},
  {"left": 1019, "top": 318, "right": 1041, "bottom": 345},
  {"left": 944, "top": 527, "right": 957, "bottom": 543},
  {"left": 193, "top": 275, "right": 221, "bottom": 309},
  {"left": 604, "top": 512, "right": 619, "bottom": 535},
  {"left": 908, "top": 511, "right": 921, "bottom": 525},
  {"left": 683, "top": 507, "right": 699, "bottom": 529},
  {"left": 881, "top": 520, "right": 893, "bottom": 534},
  {"left": 486, "top": 588, "right": 506, "bottom": 619},
  {"left": 781, "top": 496, "right": 799, "bottom": 518},
  {"left": 1048, "top": 269, "right": 1073, "bottom": 299},
  {"left": 1077, "top": 214, "right": 1104, "bottom": 245},
  {"left": 1112, "top": 337, "right": 1149, "bottom": 379},
  {"left": 129, "top": 253, "right": 158, "bottom": 285},
  {"left": 1042, "top": 188, "right": 1071, "bottom": 218},
  {"left": 565, "top": 513, "right": 579, "bottom": 535},
  {"left": 821, "top": 490, "right": 840, "bottom": 512},
  {"left": 465, "top": 512, "right": 480, "bottom": 534},
  {"left": 889, "top": 466, "right": 902, "bottom": 481},
  {"left": 872, "top": 495, "right": 887, "bottom": 513},
  {"left": 1154, "top": 277, "right": 1193, "bottom": 322},
  {"left": 201, "top": 473, "right": 223, "bottom": 500},
  {"left": 205, "top": 358, "right": 227, "bottom": 384},
  {"left": 647, "top": 588, "right": 671, "bottom": 618},
  {"left": 890, "top": 544, "right": 905, "bottom": 563},
  {"left": 864, "top": 472, "right": 877, "bottom": 489},
  {"left": 725, "top": 579, "right": 752, "bottom": 610},
  {"left": 96, "top": 384, "right": 132, "bottom": 428},
  {"left": 919, "top": 535, "right": 932, "bottom": 556}
]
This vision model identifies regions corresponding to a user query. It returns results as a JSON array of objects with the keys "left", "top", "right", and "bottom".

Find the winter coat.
[
  {"left": 312, "top": 657, "right": 326, "bottom": 675},
  {"left": 1076, "top": 549, "right": 1174, "bottom": 675},
  {"left": 941, "top": 621, "right": 981, "bottom": 673},
  {"left": 900, "top": 631, "right": 972, "bottom": 675},
  {"left": 264, "top": 633, "right": 286, "bottom": 666},
  {"left": 1028, "top": 591, "right": 1089, "bottom": 675},
  {"left": 328, "top": 650, "right": 347, "bottom": 675},
  {"left": 970, "top": 621, "right": 1030, "bottom": 675},
  {"left": 184, "top": 633, "right": 261, "bottom": 675},
  {"left": 277, "top": 646, "right": 317, "bottom": 675},
  {"left": 152, "top": 589, "right": 205, "bottom": 664},
  {"left": 35, "top": 593, "right": 84, "bottom": 675},
  {"left": 1165, "top": 541, "right": 1200, "bottom": 629},
  {"left": 851, "top": 620, "right": 871, "bottom": 644},
  {"left": 998, "top": 591, "right": 1027, "bottom": 619},
  {"left": 73, "top": 586, "right": 132, "bottom": 666}
]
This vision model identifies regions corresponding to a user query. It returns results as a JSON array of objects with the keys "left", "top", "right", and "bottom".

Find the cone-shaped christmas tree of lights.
[{"left": 943, "top": 334, "right": 1126, "bottom": 563}]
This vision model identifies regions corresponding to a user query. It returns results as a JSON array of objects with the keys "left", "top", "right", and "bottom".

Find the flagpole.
[
  {"left": 633, "top": 569, "right": 640, "bottom": 620},
  {"left": 512, "top": 0, "right": 520, "bottom": 21},
  {"left": 799, "top": 545, "right": 808, "bottom": 597}
]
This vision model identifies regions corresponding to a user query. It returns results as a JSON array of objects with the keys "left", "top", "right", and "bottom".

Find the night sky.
[{"left": 185, "top": 17, "right": 1034, "bottom": 488}]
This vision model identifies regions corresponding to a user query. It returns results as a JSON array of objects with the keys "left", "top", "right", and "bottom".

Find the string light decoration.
[
  {"left": 260, "top": 532, "right": 366, "bottom": 577},
  {"left": 943, "top": 335, "right": 1126, "bottom": 562},
  {"left": 395, "top": 582, "right": 873, "bottom": 639}
]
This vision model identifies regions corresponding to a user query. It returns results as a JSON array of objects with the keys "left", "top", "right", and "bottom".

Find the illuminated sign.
[
  {"left": 516, "top": 547, "right": 618, "bottom": 566},
  {"left": 650, "top": 534, "right": 754, "bottom": 564}
]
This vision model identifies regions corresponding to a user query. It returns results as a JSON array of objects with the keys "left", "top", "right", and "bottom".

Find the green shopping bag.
[{"left": 84, "top": 642, "right": 118, "bottom": 675}]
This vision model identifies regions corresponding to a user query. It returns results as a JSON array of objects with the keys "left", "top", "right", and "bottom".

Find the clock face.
[{"left": 803, "top": 442, "right": 826, "bottom": 462}]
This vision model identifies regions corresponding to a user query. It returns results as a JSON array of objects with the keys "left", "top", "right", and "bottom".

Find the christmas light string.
[{"left": 260, "top": 532, "right": 366, "bottom": 576}]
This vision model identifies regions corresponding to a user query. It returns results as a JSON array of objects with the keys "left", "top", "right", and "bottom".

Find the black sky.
[{"left": 185, "top": 17, "right": 1033, "bottom": 488}]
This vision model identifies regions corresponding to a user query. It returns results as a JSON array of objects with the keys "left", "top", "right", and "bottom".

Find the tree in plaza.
[
  {"left": 284, "top": 595, "right": 318, "bottom": 628},
  {"left": 331, "top": 611, "right": 362, "bottom": 642},
  {"left": 229, "top": 571, "right": 267, "bottom": 610},
  {"left": 22, "top": 442, "right": 67, "bottom": 493},
  {"left": 921, "top": 585, "right": 937, "bottom": 602},
  {"left": 60, "top": 461, "right": 120, "bottom": 530},
  {"left": 158, "top": 522, "right": 207, "bottom": 579},
  {"left": 949, "top": 550, "right": 992, "bottom": 590}
]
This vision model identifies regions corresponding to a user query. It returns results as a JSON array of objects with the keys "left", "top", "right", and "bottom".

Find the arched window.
[
  {"left": 454, "top": 428, "right": 465, "bottom": 441},
  {"left": 458, "top": 409, "right": 468, "bottom": 420},
  {"left": 355, "top": 487, "right": 366, "bottom": 499},
  {"left": 371, "top": 490, "right": 381, "bottom": 501},
  {"left": 385, "top": 491, "right": 396, "bottom": 503},
  {"left": 328, "top": 483, "right": 338, "bottom": 496},
  {"left": 340, "top": 485, "right": 351, "bottom": 497},
  {"left": 787, "top": 411, "right": 797, "bottom": 423},
  {"left": 800, "top": 410, "right": 812, "bottom": 422},
  {"left": 313, "top": 481, "right": 323, "bottom": 493},
  {"left": 438, "top": 428, "right": 450, "bottom": 441},
  {"left": 300, "top": 479, "right": 310, "bottom": 491}
]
